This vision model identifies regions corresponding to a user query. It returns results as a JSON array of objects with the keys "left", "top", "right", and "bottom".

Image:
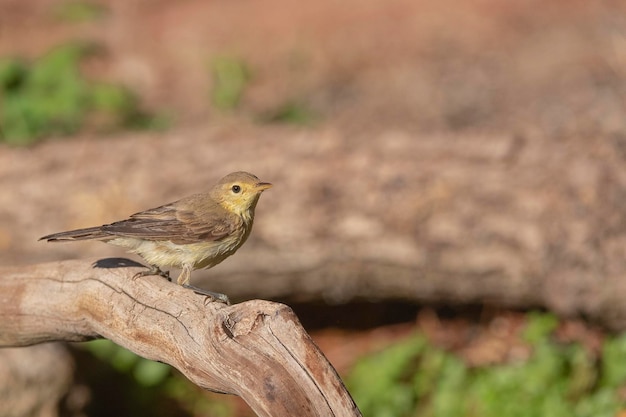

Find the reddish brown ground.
[{"left": 2, "top": 0, "right": 624, "bottom": 134}]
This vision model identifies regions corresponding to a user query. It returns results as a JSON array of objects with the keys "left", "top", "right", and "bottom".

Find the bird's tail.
[{"left": 39, "top": 227, "right": 109, "bottom": 242}]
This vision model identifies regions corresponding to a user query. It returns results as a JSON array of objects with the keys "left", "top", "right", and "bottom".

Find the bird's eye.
[{"left": 231, "top": 185, "right": 241, "bottom": 193}]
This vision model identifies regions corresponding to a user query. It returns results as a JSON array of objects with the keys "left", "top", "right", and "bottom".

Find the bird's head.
[{"left": 210, "top": 171, "right": 272, "bottom": 218}]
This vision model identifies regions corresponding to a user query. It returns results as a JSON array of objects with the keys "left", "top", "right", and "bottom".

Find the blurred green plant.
[
  {"left": 53, "top": 1, "right": 107, "bottom": 23},
  {"left": 260, "top": 100, "right": 316, "bottom": 125},
  {"left": 347, "top": 312, "right": 626, "bottom": 417},
  {"left": 0, "top": 42, "right": 168, "bottom": 146},
  {"left": 210, "top": 56, "right": 251, "bottom": 111},
  {"left": 87, "top": 339, "right": 171, "bottom": 387},
  {"left": 84, "top": 339, "right": 233, "bottom": 416},
  {"left": 208, "top": 54, "right": 319, "bottom": 126}
]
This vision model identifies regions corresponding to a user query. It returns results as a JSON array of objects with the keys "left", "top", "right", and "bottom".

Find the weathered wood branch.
[{"left": 0, "top": 258, "right": 361, "bottom": 417}]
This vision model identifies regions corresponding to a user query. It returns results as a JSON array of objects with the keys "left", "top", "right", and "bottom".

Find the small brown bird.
[{"left": 40, "top": 171, "right": 272, "bottom": 303}]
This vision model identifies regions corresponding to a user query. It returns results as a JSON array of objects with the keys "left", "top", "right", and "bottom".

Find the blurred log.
[
  {"left": 6, "top": 129, "right": 626, "bottom": 330},
  {"left": 189, "top": 132, "right": 626, "bottom": 331},
  {"left": 0, "top": 259, "right": 361, "bottom": 417},
  {"left": 0, "top": 344, "right": 77, "bottom": 417}
]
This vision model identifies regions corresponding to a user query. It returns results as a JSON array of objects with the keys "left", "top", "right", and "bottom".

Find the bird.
[{"left": 40, "top": 171, "right": 272, "bottom": 303}]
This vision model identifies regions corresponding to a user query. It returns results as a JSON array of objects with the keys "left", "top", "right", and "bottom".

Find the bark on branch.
[{"left": 0, "top": 258, "right": 361, "bottom": 417}]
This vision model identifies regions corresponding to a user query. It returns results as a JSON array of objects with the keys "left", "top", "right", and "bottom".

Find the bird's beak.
[{"left": 255, "top": 182, "right": 273, "bottom": 191}]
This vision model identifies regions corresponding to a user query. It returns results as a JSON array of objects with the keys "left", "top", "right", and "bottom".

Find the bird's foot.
[
  {"left": 183, "top": 284, "right": 230, "bottom": 305},
  {"left": 134, "top": 265, "right": 171, "bottom": 281}
]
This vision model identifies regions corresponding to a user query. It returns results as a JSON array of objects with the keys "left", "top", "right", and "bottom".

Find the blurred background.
[{"left": 2, "top": 0, "right": 626, "bottom": 416}]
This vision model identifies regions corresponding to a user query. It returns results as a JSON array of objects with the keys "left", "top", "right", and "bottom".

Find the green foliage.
[
  {"left": 260, "top": 100, "right": 316, "bottom": 125},
  {"left": 600, "top": 333, "right": 626, "bottom": 388},
  {"left": 349, "top": 335, "right": 428, "bottom": 417},
  {"left": 53, "top": 1, "right": 107, "bottom": 23},
  {"left": 210, "top": 56, "right": 251, "bottom": 111},
  {"left": 0, "top": 43, "right": 167, "bottom": 145},
  {"left": 208, "top": 54, "right": 320, "bottom": 126},
  {"left": 522, "top": 311, "right": 559, "bottom": 344},
  {"left": 347, "top": 312, "right": 626, "bottom": 417},
  {"left": 164, "top": 376, "right": 233, "bottom": 417},
  {"left": 87, "top": 339, "right": 171, "bottom": 387},
  {"left": 83, "top": 339, "right": 234, "bottom": 416}
]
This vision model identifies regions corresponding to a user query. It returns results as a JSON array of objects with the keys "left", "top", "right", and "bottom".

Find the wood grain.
[{"left": 0, "top": 258, "right": 361, "bottom": 417}]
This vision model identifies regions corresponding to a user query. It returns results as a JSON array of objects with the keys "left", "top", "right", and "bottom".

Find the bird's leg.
[
  {"left": 177, "top": 264, "right": 230, "bottom": 304},
  {"left": 134, "top": 264, "right": 171, "bottom": 281},
  {"left": 176, "top": 264, "right": 192, "bottom": 286}
]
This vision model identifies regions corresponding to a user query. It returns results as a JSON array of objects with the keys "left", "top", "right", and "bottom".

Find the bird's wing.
[{"left": 102, "top": 199, "right": 239, "bottom": 244}]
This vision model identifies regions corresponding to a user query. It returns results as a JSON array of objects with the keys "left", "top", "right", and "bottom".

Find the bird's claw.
[
  {"left": 134, "top": 265, "right": 171, "bottom": 281},
  {"left": 183, "top": 284, "right": 231, "bottom": 305}
]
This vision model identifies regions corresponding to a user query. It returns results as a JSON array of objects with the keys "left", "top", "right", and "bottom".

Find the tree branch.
[{"left": 0, "top": 258, "right": 361, "bottom": 417}]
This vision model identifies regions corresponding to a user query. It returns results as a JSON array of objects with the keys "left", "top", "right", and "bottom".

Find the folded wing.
[{"left": 102, "top": 200, "right": 239, "bottom": 244}]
